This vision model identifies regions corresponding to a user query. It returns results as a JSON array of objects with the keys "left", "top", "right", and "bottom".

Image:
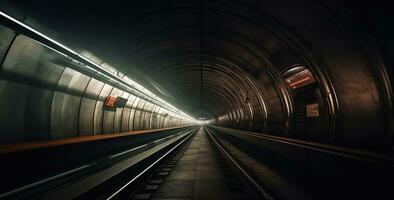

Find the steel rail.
[
  {"left": 0, "top": 128, "right": 195, "bottom": 199},
  {"left": 211, "top": 126, "right": 394, "bottom": 167},
  {"left": 204, "top": 126, "right": 274, "bottom": 200},
  {"left": 106, "top": 128, "right": 196, "bottom": 200}
]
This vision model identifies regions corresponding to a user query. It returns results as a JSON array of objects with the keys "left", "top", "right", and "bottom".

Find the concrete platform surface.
[{"left": 152, "top": 128, "right": 255, "bottom": 200}]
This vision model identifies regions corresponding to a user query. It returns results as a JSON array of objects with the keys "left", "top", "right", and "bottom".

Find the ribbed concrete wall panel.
[
  {"left": 152, "top": 107, "right": 160, "bottom": 129},
  {"left": 0, "top": 81, "right": 28, "bottom": 143},
  {"left": 139, "top": 102, "right": 149, "bottom": 130},
  {"left": 128, "top": 109, "right": 136, "bottom": 131},
  {"left": 139, "top": 102, "right": 150, "bottom": 130},
  {"left": 158, "top": 109, "right": 166, "bottom": 128},
  {"left": 93, "top": 84, "right": 113, "bottom": 134},
  {"left": 24, "top": 58, "right": 65, "bottom": 141},
  {"left": 153, "top": 108, "right": 160, "bottom": 129},
  {"left": 148, "top": 105, "right": 157, "bottom": 129},
  {"left": 125, "top": 95, "right": 137, "bottom": 108},
  {"left": 133, "top": 109, "right": 142, "bottom": 131},
  {"left": 121, "top": 108, "right": 131, "bottom": 132},
  {"left": 0, "top": 25, "right": 15, "bottom": 64},
  {"left": 0, "top": 35, "right": 61, "bottom": 143},
  {"left": 121, "top": 95, "right": 137, "bottom": 132},
  {"left": 79, "top": 78, "right": 105, "bottom": 136},
  {"left": 50, "top": 68, "right": 90, "bottom": 139},
  {"left": 133, "top": 99, "right": 147, "bottom": 131},
  {"left": 128, "top": 97, "right": 141, "bottom": 131},
  {"left": 169, "top": 114, "right": 176, "bottom": 127},
  {"left": 143, "top": 102, "right": 154, "bottom": 130},
  {"left": 147, "top": 104, "right": 156, "bottom": 129},
  {"left": 163, "top": 113, "right": 171, "bottom": 128}
]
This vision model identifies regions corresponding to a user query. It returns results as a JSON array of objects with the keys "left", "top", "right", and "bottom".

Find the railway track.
[
  {"left": 103, "top": 127, "right": 273, "bottom": 200},
  {"left": 0, "top": 127, "right": 198, "bottom": 200},
  {"left": 1, "top": 126, "right": 274, "bottom": 200}
]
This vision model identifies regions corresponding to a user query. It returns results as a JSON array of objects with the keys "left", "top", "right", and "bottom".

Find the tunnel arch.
[{"left": 0, "top": 0, "right": 392, "bottom": 151}]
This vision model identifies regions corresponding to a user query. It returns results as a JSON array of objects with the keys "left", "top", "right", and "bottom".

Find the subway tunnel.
[{"left": 0, "top": 0, "right": 393, "bottom": 199}]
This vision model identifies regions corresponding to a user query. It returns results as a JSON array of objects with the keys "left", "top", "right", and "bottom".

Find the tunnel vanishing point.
[{"left": 0, "top": 1, "right": 393, "bottom": 200}]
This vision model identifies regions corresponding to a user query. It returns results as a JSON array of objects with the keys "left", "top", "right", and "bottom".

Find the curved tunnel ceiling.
[
  {"left": 0, "top": 0, "right": 306, "bottom": 120},
  {"left": 3, "top": 0, "right": 392, "bottom": 138}
]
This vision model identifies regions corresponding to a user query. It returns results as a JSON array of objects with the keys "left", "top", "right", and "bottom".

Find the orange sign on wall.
[
  {"left": 285, "top": 69, "right": 316, "bottom": 89},
  {"left": 105, "top": 96, "right": 117, "bottom": 107}
]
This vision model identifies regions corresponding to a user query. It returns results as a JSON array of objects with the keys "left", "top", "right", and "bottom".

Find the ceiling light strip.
[{"left": 0, "top": 11, "right": 195, "bottom": 120}]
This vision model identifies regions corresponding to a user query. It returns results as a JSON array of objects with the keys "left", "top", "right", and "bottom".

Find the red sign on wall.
[
  {"left": 105, "top": 96, "right": 117, "bottom": 107},
  {"left": 285, "top": 69, "right": 316, "bottom": 89}
]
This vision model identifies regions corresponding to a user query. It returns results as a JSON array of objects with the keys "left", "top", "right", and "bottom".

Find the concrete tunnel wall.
[
  {"left": 0, "top": 0, "right": 393, "bottom": 152},
  {"left": 210, "top": 0, "right": 394, "bottom": 151},
  {"left": 0, "top": 26, "right": 194, "bottom": 144},
  {"left": 207, "top": 0, "right": 393, "bottom": 151}
]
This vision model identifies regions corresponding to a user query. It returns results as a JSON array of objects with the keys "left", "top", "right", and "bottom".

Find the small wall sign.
[
  {"left": 306, "top": 103, "right": 319, "bottom": 117},
  {"left": 285, "top": 69, "right": 316, "bottom": 89},
  {"left": 105, "top": 96, "right": 117, "bottom": 107}
]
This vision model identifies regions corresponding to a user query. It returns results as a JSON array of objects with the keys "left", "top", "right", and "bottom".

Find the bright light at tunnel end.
[{"left": 197, "top": 119, "right": 213, "bottom": 125}]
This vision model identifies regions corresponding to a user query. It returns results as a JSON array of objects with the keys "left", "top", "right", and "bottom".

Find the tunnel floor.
[{"left": 149, "top": 128, "right": 255, "bottom": 200}]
